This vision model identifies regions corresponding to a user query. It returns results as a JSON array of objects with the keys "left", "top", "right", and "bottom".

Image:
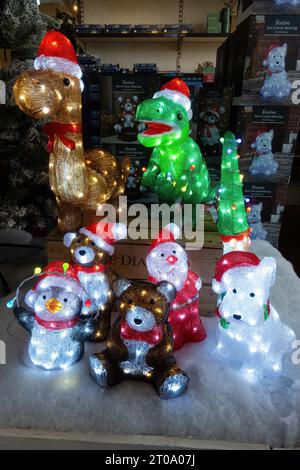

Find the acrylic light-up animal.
[
  {"left": 212, "top": 252, "right": 296, "bottom": 380},
  {"left": 89, "top": 279, "right": 189, "bottom": 399},
  {"left": 13, "top": 262, "right": 97, "bottom": 370},
  {"left": 13, "top": 31, "right": 130, "bottom": 233},
  {"left": 136, "top": 78, "right": 215, "bottom": 205}
]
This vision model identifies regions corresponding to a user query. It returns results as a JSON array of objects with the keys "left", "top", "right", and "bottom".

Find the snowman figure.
[
  {"left": 212, "top": 251, "right": 296, "bottom": 381},
  {"left": 146, "top": 224, "right": 206, "bottom": 351},
  {"left": 249, "top": 130, "right": 278, "bottom": 176},
  {"left": 14, "top": 261, "right": 95, "bottom": 370},
  {"left": 247, "top": 202, "right": 268, "bottom": 241},
  {"left": 260, "top": 44, "right": 292, "bottom": 99}
]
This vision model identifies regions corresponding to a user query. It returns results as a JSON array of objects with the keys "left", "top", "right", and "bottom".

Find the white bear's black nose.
[
  {"left": 233, "top": 314, "right": 242, "bottom": 320},
  {"left": 79, "top": 250, "right": 86, "bottom": 256},
  {"left": 134, "top": 318, "right": 142, "bottom": 325}
]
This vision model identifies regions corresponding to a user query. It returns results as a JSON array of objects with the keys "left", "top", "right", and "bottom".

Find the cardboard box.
[
  {"left": 47, "top": 228, "right": 222, "bottom": 317},
  {"left": 100, "top": 73, "right": 159, "bottom": 144},
  {"left": 231, "top": 104, "right": 300, "bottom": 183},
  {"left": 197, "top": 87, "right": 232, "bottom": 158},
  {"left": 81, "top": 70, "right": 101, "bottom": 149},
  {"left": 102, "top": 142, "right": 157, "bottom": 205},
  {"left": 237, "top": 0, "right": 300, "bottom": 25},
  {"left": 216, "top": 15, "right": 300, "bottom": 106},
  {"left": 243, "top": 181, "right": 288, "bottom": 246}
]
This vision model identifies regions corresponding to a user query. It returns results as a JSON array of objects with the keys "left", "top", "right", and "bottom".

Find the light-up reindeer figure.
[{"left": 14, "top": 31, "right": 129, "bottom": 233}]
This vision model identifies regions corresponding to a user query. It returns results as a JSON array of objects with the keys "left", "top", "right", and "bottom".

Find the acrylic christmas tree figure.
[
  {"left": 136, "top": 78, "right": 215, "bottom": 205},
  {"left": 217, "top": 131, "right": 251, "bottom": 254},
  {"left": 212, "top": 251, "right": 296, "bottom": 381}
]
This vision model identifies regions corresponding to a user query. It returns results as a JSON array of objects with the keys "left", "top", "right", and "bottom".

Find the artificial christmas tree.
[
  {"left": 217, "top": 131, "right": 250, "bottom": 253},
  {"left": 0, "top": 0, "right": 58, "bottom": 232}
]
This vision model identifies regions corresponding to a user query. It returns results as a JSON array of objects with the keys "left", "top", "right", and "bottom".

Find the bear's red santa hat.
[
  {"left": 153, "top": 78, "right": 193, "bottom": 120},
  {"left": 64, "top": 221, "right": 127, "bottom": 256},
  {"left": 34, "top": 31, "right": 84, "bottom": 90}
]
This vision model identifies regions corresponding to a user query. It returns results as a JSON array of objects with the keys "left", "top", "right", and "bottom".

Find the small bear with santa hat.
[
  {"left": 14, "top": 261, "right": 95, "bottom": 370},
  {"left": 64, "top": 221, "right": 127, "bottom": 342},
  {"left": 146, "top": 223, "right": 206, "bottom": 351},
  {"left": 212, "top": 251, "right": 296, "bottom": 380}
]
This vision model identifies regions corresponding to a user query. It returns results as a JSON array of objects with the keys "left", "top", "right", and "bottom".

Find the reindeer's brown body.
[{"left": 14, "top": 67, "right": 129, "bottom": 233}]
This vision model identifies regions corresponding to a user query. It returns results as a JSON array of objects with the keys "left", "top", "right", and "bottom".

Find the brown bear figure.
[
  {"left": 63, "top": 221, "right": 127, "bottom": 342},
  {"left": 89, "top": 279, "right": 189, "bottom": 399}
]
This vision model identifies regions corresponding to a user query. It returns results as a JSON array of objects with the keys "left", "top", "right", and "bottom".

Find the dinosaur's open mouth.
[{"left": 141, "top": 121, "right": 174, "bottom": 136}]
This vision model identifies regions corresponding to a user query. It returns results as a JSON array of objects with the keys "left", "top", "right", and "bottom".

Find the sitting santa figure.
[
  {"left": 146, "top": 223, "right": 206, "bottom": 350},
  {"left": 212, "top": 251, "right": 296, "bottom": 381}
]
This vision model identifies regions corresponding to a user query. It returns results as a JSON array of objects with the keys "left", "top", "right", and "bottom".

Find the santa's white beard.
[{"left": 155, "top": 263, "right": 188, "bottom": 291}]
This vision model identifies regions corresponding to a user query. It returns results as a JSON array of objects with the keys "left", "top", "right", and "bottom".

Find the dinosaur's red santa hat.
[
  {"left": 153, "top": 78, "right": 193, "bottom": 120},
  {"left": 34, "top": 31, "right": 84, "bottom": 90}
]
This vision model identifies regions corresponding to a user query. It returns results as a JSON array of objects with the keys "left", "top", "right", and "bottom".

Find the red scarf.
[
  {"left": 35, "top": 316, "right": 78, "bottom": 330},
  {"left": 71, "top": 262, "right": 110, "bottom": 274},
  {"left": 43, "top": 122, "right": 82, "bottom": 153},
  {"left": 120, "top": 320, "right": 163, "bottom": 345}
]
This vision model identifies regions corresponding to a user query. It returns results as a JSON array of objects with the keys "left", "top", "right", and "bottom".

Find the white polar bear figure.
[
  {"left": 260, "top": 44, "right": 292, "bottom": 98},
  {"left": 249, "top": 130, "right": 278, "bottom": 176},
  {"left": 248, "top": 202, "right": 267, "bottom": 240},
  {"left": 212, "top": 251, "right": 296, "bottom": 381}
]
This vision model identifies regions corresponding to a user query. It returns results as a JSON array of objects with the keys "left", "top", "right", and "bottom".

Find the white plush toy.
[
  {"left": 249, "top": 130, "right": 278, "bottom": 176},
  {"left": 212, "top": 251, "right": 296, "bottom": 381},
  {"left": 260, "top": 44, "right": 292, "bottom": 98}
]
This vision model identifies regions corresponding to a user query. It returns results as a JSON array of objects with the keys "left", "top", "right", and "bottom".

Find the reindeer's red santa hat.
[{"left": 34, "top": 31, "right": 84, "bottom": 90}]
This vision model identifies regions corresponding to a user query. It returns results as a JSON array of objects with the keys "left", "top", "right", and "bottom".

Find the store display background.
[{"left": 0, "top": 241, "right": 300, "bottom": 448}]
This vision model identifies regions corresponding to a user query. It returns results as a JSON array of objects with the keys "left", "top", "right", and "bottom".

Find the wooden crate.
[{"left": 47, "top": 227, "right": 222, "bottom": 317}]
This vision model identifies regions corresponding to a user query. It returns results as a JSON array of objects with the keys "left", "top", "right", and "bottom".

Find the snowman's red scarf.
[
  {"left": 35, "top": 316, "right": 79, "bottom": 330},
  {"left": 120, "top": 320, "right": 163, "bottom": 345},
  {"left": 70, "top": 261, "right": 110, "bottom": 274}
]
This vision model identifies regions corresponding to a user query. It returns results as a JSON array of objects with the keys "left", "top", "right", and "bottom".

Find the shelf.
[{"left": 76, "top": 32, "right": 229, "bottom": 43}]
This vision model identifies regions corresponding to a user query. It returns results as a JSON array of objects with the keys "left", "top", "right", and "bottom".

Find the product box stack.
[
  {"left": 99, "top": 73, "right": 160, "bottom": 205},
  {"left": 216, "top": 0, "right": 300, "bottom": 247},
  {"left": 197, "top": 87, "right": 233, "bottom": 182},
  {"left": 79, "top": 55, "right": 102, "bottom": 149}
]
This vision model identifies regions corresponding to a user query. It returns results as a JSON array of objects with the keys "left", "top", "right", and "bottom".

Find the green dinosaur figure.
[{"left": 136, "top": 78, "right": 216, "bottom": 205}]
